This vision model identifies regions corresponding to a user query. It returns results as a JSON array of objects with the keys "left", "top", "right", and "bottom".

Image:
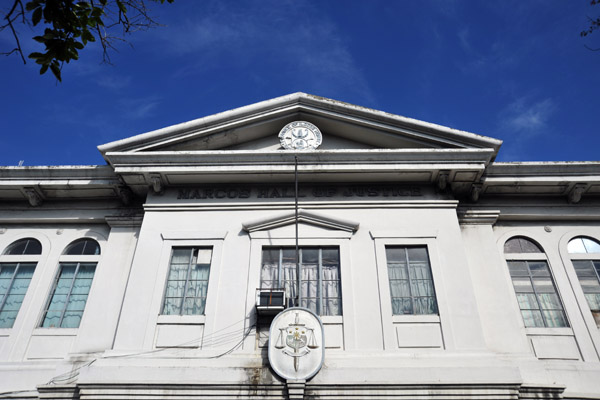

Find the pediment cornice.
[{"left": 98, "top": 93, "right": 502, "bottom": 158}]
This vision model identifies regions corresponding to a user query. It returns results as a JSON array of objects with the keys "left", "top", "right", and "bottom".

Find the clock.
[{"left": 278, "top": 121, "right": 322, "bottom": 150}]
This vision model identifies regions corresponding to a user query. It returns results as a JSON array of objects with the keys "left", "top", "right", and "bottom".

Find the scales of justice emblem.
[
  {"left": 275, "top": 311, "right": 319, "bottom": 372},
  {"left": 268, "top": 307, "right": 324, "bottom": 381}
]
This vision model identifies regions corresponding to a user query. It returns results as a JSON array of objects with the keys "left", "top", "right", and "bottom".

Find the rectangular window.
[
  {"left": 41, "top": 263, "right": 96, "bottom": 328},
  {"left": 260, "top": 247, "right": 341, "bottom": 316},
  {"left": 572, "top": 260, "right": 600, "bottom": 327},
  {"left": 386, "top": 246, "right": 438, "bottom": 315},
  {"left": 507, "top": 260, "right": 568, "bottom": 328},
  {"left": 162, "top": 247, "right": 212, "bottom": 315},
  {"left": 0, "top": 263, "right": 36, "bottom": 328}
]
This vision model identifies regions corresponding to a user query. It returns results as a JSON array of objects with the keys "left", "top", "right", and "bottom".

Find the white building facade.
[{"left": 1, "top": 93, "right": 599, "bottom": 399}]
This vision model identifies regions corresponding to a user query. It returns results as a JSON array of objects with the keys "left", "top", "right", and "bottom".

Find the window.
[
  {"left": 260, "top": 247, "right": 341, "bottom": 316},
  {"left": 504, "top": 236, "right": 568, "bottom": 328},
  {"left": 386, "top": 246, "right": 437, "bottom": 315},
  {"left": 41, "top": 238, "right": 100, "bottom": 328},
  {"left": 162, "top": 247, "right": 212, "bottom": 315},
  {"left": 568, "top": 236, "right": 600, "bottom": 327},
  {"left": 0, "top": 238, "right": 41, "bottom": 328}
]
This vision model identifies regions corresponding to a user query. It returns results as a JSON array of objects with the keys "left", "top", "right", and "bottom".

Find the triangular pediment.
[
  {"left": 242, "top": 209, "right": 359, "bottom": 235},
  {"left": 98, "top": 93, "right": 503, "bottom": 197},
  {"left": 98, "top": 93, "right": 501, "bottom": 155}
]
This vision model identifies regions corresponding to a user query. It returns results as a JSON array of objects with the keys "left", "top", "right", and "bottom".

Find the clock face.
[{"left": 278, "top": 121, "right": 322, "bottom": 150}]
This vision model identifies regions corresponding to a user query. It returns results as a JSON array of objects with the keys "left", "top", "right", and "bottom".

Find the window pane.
[
  {"left": 41, "top": 311, "right": 62, "bottom": 328},
  {"left": 537, "top": 293, "right": 562, "bottom": 310},
  {"left": 387, "top": 246, "right": 437, "bottom": 315},
  {"left": 504, "top": 238, "right": 522, "bottom": 253},
  {"left": 386, "top": 247, "right": 406, "bottom": 263},
  {"left": 162, "top": 247, "right": 212, "bottom": 316},
  {"left": 529, "top": 262, "right": 550, "bottom": 277},
  {"left": 516, "top": 293, "right": 539, "bottom": 310},
  {"left": 519, "top": 238, "right": 542, "bottom": 253},
  {"left": 508, "top": 259, "right": 568, "bottom": 328},
  {"left": 521, "top": 310, "right": 544, "bottom": 327},
  {"left": 4, "top": 238, "right": 42, "bottom": 255},
  {"left": 568, "top": 238, "right": 587, "bottom": 254},
  {"left": 583, "top": 238, "right": 600, "bottom": 253},
  {"left": 182, "top": 297, "right": 206, "bottom": 315},
  {"left": 508, "top": 261, "right": 529, "bottom": 277},
  {"left": 41, "top": 263, "right": 96, "bottom": 329},
  {"left": 64, "top": 239, "right": 100, "bottom": 256},
  {"left": 543, "top": 310, "right": 568, "bottom": 327},
  {"left": 512, "top": 277, "right": 534, "bottom": 293},
  {"left": 261, "top": 247, "right": 341, "bottom": 316},
  {"left": 61, "top": 312, "right": 83, "bottom": 328},
  {"left": 0, "top": 263, "right": 36, "bottom": 328},
  {"left": 0, "top": 311, "right": 18, "bottom": 328}
]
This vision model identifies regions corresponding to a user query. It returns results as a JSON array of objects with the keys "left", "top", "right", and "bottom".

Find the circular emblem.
[
  {"left": 278, "top": 121, "right": 322, "bottom": 150},
  {"left": 268, "top": 307, "right": 324, "bottom": 381}
]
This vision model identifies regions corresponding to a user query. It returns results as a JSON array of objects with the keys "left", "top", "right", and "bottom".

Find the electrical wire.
[{"left": 1, "top": 319, "right": 258, "bottom": 397}]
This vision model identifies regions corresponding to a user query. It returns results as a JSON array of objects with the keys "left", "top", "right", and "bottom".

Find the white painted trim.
[
  {"left": 160, "top": 231, "right": 228, "bottom": 240},
  {"left": 242, "top": 209, "right": 359, "bottom": 233}
]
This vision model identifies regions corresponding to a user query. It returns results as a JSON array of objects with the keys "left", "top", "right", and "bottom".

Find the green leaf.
[
  {"left": 25, "top": 1, "right": 41, "bottom": 12},
  {"left": 73, "top": 41, "right": 84, "bottom": 50},
  {"left": 116, "top": 0, "right": 127, "bottom": 14},
  {"left": 50, "top": 62, "right": 62, "bottom": 82},
  {"left": 32, "top": 35, "right": 45, "bottom": 43},
  {"left": 32, "top": 7, "right": 43, "bottom": 25},
  {"left": 28, "top": 52, "right": 45, "bottom": 60},
  {"left": 40, "top": 64, "right": 49, "bottom": 74}
]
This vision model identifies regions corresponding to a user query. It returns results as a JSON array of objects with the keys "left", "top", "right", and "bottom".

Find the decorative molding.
[
  {"left": 437, "top": 170, "right": 450, "bottom": 191},
  {"left": 34, "top": 382, "right": 565, "bottom": 399},
  {"left": 470, "top": 183, "right": 483, "bottom": 202},
  {"left": 22, "top": 187, "right": 43, "bottom": 207},
  {"left": 149, "top": 173, "right": 164, "bottom": 194},
  {"left": 568, "top": 183, "right": 588, "bottom": 204},
  {"left": 370, "top": 229, "right": 438, "bottom": 239},
  {"left": 160, "top": 231, "right": 228, "bottom": 240},
  {"left": 105, "top": 215, "right": 144, "bottom": 228},
  {"left": 457, "top": 209, "right": 501, "bottom": 225},
  {"left": 242, "top": 209, "right": 359, "bottom": 233},
  {"left": 286, "top": 379, "right": 306, "bottom": 400}
]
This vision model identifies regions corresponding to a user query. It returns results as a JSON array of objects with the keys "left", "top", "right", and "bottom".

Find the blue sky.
[{"left": 1, "top": 1, "right": 599, "bottom": 166}]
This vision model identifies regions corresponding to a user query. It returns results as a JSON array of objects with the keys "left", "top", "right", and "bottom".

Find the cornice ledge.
[
  {"left": 242, "top": 209, "right": 359, "bottom": 233},
  {"left": 105, "top": 214, "right": 144, "bottom": 228},
  {"left": 457, "top": 209, "right": 501, "bottom": 225}
]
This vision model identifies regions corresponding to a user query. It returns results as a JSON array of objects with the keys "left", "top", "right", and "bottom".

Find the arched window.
[
  {"left": 3, "top": 238, "right": 42, "bottom": 255},
  {"left": 0, "top": 238, "right": 41, "bottom": 328},
  {"left": 504, "top": 236, "right": 568, "bottom": 328},
  {"left": 41, "top": 238, "right": 100, "bottom": 328},
  {"left": 568, "top": 236, "right": 600, "bottom": 327}
]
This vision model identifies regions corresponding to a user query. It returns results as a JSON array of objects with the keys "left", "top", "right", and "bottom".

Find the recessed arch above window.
[
  {"left": 568, "top": 236, "right": 600, "bottom": 254},
  {"left": 63, "top": 238, "right": 100, "bottom": 256},
  {"left": 3, "top": 238, "right": 42, "bottom": 255},
  {"left": 504, "top": 236, "right": 543, "bottom": 254}
]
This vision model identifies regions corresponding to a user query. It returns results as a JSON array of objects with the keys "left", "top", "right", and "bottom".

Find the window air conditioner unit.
[{"left": 256, "top": 288, "right": 286, "bottom": 316}]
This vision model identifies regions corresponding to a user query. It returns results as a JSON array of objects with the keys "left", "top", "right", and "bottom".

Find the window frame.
[
  {"left": 160, "top": 246, "right": 213, "bottom": 317},
  {"left": 567, "top": 236, "right": 600, "bottom": 328},
  {"left": 0, "top": 238, "right": 42, "bottom": 329},
  {"left": 154, "top": 234, "right": 225, "bottom": 326},
  {"left": 504, "top": 237, "right": 570, "bottom": 329},
  {"left": 259, "top": 246, "right": 342, "bottom": 316},
  {"left": 39, "top": 238, "right": 101, "bottom": 329},
  {"left": 371, "top": 230, "right": 445, "bottom": 351},
  {"left": 384, "top": 245, "right": 439, "bottom": 316}
]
